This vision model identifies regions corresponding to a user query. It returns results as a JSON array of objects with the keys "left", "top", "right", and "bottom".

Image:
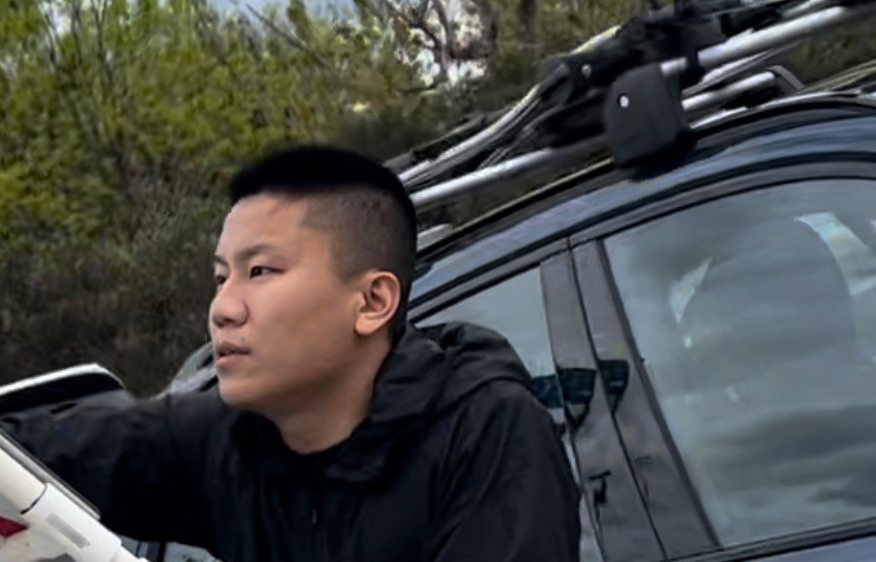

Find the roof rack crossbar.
[
  {"left": 403, "top": 0, "right": 876, "bottom": 215},
  {"left": 785, "top": 0, "right": 835, "bottom": 19},
  {"left": 411, "top": 137, "right": 605, "bottom": 211},
  {"left": 411, "top": 67, "right": 803, "bottom": 211},
  {"left": 400, "top": 82, "right": 547, "bottom": 185},
  {"left": 410, "top": 67, "right": 789, "bottom": 211},
  {"left": 662, "top": 2, "right": 876, "bottom": 77},
  {"left": 683, "top": 70, "right": 778, "bottom": 112}
]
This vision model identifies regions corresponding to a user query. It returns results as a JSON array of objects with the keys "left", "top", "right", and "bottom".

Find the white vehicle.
[{"left": 0, "top": 366, "right": 145, "bottom": 562}]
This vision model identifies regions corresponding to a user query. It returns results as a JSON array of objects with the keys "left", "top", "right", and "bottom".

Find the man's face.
[{"left": 209, "top": 193, "right": 363, "bottom": 412}]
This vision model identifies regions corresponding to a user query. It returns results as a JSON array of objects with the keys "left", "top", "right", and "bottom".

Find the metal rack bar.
[
  {"left": 662, "top": 2, "right": 876, "bottom": 76},
  {"left": 409, "top": 1, "right": 876, "bottom": 215}
]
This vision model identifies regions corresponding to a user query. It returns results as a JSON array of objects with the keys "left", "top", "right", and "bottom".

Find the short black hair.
[{"left": 228, "top": 145, "right": 417, "bottom": 336}]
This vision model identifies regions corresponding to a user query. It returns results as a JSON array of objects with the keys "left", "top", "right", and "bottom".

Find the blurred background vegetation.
[{"left": 1, "top": 0, "right": 875, "bottom": 394}]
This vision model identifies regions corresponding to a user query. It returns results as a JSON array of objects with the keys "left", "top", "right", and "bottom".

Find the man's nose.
[{"left": 210, "top": 281, "right": 248, "bottom": 329}]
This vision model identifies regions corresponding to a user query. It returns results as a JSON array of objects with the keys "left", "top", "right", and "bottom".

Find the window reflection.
[{"left": 606, "top": 180, "right": 876, "bottom": 546}]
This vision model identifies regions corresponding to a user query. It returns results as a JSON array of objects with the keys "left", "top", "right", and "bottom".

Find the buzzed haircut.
[{"left": 228, "top": 145, "right": 417, "bottom": 336}]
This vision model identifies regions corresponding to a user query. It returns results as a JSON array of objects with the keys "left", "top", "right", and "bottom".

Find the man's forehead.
[
  {"left": 221, "top": 194, "right": 307, "bottom": 234},
  {"left": 215, "top": 193, "right": 329, "bottom": 257}
]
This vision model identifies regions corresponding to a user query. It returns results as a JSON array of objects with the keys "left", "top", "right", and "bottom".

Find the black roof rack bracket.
[{"left": 604, "top": 63, "right": 691, "bottom": 168}]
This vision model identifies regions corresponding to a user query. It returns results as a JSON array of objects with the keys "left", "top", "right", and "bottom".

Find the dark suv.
[
  {"left": 6, "top": 2, "right": 876, "bottom": 561},
  {"left": 152, "top": 78, "right": 876, "bottom": 562},
  {"left": 408, "top": 92, "right": 876, "bottom": 562}
]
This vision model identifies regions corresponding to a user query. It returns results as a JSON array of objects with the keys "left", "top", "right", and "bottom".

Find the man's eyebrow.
[{"left": 214, "top": 243, "right": 281, "bottom": 267}]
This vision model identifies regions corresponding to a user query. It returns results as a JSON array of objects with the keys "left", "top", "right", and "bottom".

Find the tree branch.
[
  {"left": 38, "top": 1, "right": 126, "bottom": 185},
  {"left": 469, "top": 0, "right": 499, "bottom": 62},
  {"left": 245, "top": 4, "right": 328, "bottom": 68},
  {"left": 379, "top": 0, "right": 450, "bottom": 83},
  {"left": 89, "top": 0, "right": 115, "bottom": 91},
  {"left": 518, "top": 0, "right": 539, "bottom": 49}
]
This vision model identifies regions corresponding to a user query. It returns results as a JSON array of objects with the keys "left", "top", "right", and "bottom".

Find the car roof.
[{"left": 410, "top": 92, "right": 876, "bottom": 305}]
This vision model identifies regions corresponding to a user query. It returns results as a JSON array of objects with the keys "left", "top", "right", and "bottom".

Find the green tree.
[{"left": 0, "top": 0, "right": 446, "bottom": 393}]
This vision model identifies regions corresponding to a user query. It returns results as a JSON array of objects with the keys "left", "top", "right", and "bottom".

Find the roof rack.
[{"left": 393, "top": 0, "right": 876, "bottom": 223}]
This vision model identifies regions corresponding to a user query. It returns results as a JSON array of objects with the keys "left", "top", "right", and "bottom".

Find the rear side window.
[
  {"left": 605, "top": 179, "right": 876, "bottom": 546},
  {"left": 416, "top": 268, "right": 561, "bottom": 412}
]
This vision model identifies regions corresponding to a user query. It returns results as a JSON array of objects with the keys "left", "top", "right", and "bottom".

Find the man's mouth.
[{"left": 214, "top": 342, "right": 251, "bottom": 361}]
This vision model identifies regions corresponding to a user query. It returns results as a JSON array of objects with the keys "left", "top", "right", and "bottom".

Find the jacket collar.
[
  {"left": 231, "top": 322, "right": 531, "bottom": 483},
  {"left": 231, "top": 325, "right": 450, "bottom": 483}
]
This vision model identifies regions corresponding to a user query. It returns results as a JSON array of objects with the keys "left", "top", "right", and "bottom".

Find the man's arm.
[
  {"left": 0, "top": 393, "right": 217, "bottom": 548},
  {"left": 429, "top": 386, "right": 582, "bottom": 562}
]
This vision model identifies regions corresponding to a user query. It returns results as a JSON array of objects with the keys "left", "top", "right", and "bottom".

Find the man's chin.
[{"left": 217, "top": 378, "right": 267, "bottom": 411}]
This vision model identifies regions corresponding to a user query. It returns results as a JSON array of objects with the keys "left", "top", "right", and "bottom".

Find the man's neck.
[{"left": 268, "top": 340, "right": 390, "bottom": 454}]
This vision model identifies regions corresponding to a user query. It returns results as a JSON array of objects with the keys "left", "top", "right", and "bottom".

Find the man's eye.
[
  {"left": 250, "top": 266, "right": 272, "bottom": 278},
  {"left": 214, "top": 274, "right": 227, "bottom": 286}
]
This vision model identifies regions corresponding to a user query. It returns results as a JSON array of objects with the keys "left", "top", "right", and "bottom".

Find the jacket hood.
[{"left": 235, "top": 322, "right": 533, "bottom": 483}]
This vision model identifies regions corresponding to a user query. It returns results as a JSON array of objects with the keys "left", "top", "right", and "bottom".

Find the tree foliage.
[
  {"left": 1, "top": 0, "right": 875, "bottom": 394},
  {"left": 0, "top": 0, "right": 451, "bottom": 392}
]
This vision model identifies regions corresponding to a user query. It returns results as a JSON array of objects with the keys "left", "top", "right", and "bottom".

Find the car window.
[
  {"left": 604, "top": 178, "right": 876, "bottom": 547},
  {"left": 416, "top": 268, "right": 560, "bottom": 412}
]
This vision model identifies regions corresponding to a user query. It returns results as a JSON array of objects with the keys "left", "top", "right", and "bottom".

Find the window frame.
[
  {"left": 569, "top": 161, "right": 876, "bottom": 246},
  {"left": 574, "top": 161, "right": 876, "bottom": 560},
  {"left": 541, "top": 251, "right": 664, "bottom": 562},
  {"left": 573, "top": 241, "right": 718, "bottom": 559}
]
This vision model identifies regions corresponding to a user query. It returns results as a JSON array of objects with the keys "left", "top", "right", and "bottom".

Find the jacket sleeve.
[
  {"left": 0, "top": 392, "right": 216, "bottom": 548},
  {"left": 429, "top": 386, "right": 582, "bottom": 562}
]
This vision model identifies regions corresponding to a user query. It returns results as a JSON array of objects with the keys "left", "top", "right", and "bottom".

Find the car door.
[
  {"left": 575, "top": 163, "right": 876, "bottom": 561},
  {"left": 409, "top": 239, "right": 661, "bottom": 562}
]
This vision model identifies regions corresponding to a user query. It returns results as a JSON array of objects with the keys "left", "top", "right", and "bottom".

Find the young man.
[{"left": 2, "top": 146, "right": 581, "bottom": 561}]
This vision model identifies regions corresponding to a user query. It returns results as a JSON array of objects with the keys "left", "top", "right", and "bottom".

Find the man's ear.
[{"left": 354, "top": 271, "right": 402, "bottom": 338}]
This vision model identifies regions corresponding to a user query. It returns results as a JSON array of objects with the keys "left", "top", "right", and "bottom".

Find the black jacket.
[{"left": 2, "top": 322, "right": 581, "bottom": 562}]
